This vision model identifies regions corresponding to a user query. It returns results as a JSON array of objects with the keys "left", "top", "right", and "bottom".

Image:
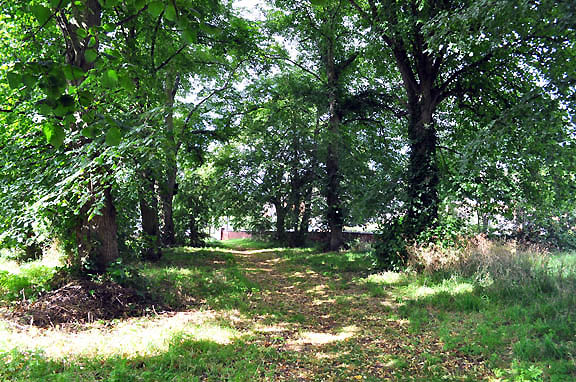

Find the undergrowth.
[
  {"left": 0, "top": 263, "right": 57, "bottom": 303},
  {"left": 366, "top": 236, "right": 576, "bottom": 381},
  {"left": 138, "top": 247, "right": 260, "bottom": 310}
]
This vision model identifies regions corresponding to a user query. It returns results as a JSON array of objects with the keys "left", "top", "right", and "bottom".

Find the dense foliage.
[{"left": 0, "top": 0, "right": 575, "bottom": 269}]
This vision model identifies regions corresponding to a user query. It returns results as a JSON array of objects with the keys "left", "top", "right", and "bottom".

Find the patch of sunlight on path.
[
  {"left": 0, "top": 310, "right": 239, "bottom": 359},
  {"left": 286, "top": 325, "right": 359, "bottom": 351}
]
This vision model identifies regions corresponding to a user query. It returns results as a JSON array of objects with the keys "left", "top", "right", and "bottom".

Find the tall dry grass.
[{"left": 407, "top": 235, "right": 576, "bottom": 297}]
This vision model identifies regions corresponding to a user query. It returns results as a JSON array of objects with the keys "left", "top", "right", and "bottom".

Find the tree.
[
  {"left": 0, "top": 0, "right": 124, "bottom": 271},
  {"left": 349, "top": 0, "right": 576, "bottom": 238},
  {"left": 0, "top": 0, "right": 251, "bottom": 269},
  {"left": 211, "top": 71, "right": 322, "bottom": 245},
  {"left": 268, "top": 0, "right": 366, "bottom": 249}
]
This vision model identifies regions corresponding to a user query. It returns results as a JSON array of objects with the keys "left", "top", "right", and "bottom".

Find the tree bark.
[
  {"left": 75, "top": 188, "right": 119, "bottom": 272},
  {"left": 389, "top": 30, "right": 442, "bottom": 239},
  {"left": 58, "top": 0, "right": 120, "bottom": 271},
  {"left": 160, "top": 74, "right": 180, "bottom": 246},
  {"left": 160, "top": 166, "right": 176, "bottom": 246},
  {"left": 273, "top": 199, "right": 287, "bottom": 242},
  {"left": 291, "top": 187, "right": 313, "bottom": 247},
  {"left": 139, "top": 172, "right": 161, "bottom": 261},
  {"left": 404, "top": 97, "right": 439, "bottom": 238},
  {"left": 324, "top": 40, "right": 345, "bottom": 251}
]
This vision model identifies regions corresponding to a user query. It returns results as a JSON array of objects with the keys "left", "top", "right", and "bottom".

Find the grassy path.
[
  {"left": 229, "top": 247, "right": 492, "bottom": 381},
  {"left": 2, "top": 242, "right": 574, "bottom": 381}
]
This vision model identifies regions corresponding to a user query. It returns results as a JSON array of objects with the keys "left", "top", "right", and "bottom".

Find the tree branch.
[
  {"left": 23, "top": 0, "right": 64, "bottom": 42},
  {"left": 264, "top": 54, "right": 323, "bottom": 82},
  {"left": 184, "top": 60, "right": 246, "bottom": 128},
  {"left": 150, "top": 11, "right": 163, "bottom": 70},
  {"left": 155, "top": 45, "right": 186, "bottom": 72},
  {"left": 437, "top": 145, "right": 462, "bottom": 156},
  {"left": 115, "top": 5, "right": 148, "bottom": 26},
  {"left": 348, "top": 0, "right": 370, "bottom": 22},
  {"left": 438, "top": 52, "right": 494, "bottom": 100}
]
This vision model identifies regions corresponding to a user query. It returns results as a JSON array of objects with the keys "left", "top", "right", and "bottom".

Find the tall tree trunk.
[
  {"left": 324, "top": 42, "right": 344, "bottom": 251},
  {"left": 75, "top": 188, "right": 119, "bottom": 272},
  {"left": 139, "top": 172, "right": 161, "bottom": 261},
  {"left": 292, "top": 187, "right": 312, "bottom": 247},
  {"left": 274, "top": 199, "right": 287, "bottom": 242},
  {"left": 390, "top": 34, "right": 441, "bottom": 239},
  {"left": 404, "top": 98, "right": 439, "bottom": 238},
  {"left": 160, "top": 74, "right": 180, "bottom": 246},
  {"left": 325, "top": 128, "right": 344, "bottom": 250},
  {"left": 160, "top": 165, "right": 176, "bottom": 246},
  {"left": 57, "top": 0, "right": 119, "bottom": 271}
]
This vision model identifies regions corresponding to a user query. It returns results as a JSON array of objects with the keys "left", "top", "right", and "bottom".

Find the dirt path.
[
  {"left": 232, "top": 249, "right": 492, "bottom": 381},
  {"left": 0, "top": 248, "right": 494, "bottom": 381}
]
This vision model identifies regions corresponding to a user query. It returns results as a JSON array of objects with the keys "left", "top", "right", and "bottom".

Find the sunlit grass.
[
  {"left": 398, "top": 278, "right": 475, "bottom": 299},
  {"left": 1, "top": 240, "right": 575, "bottom": 381},
  {"left": 0, "top": 311, "right": 241, "bottom": 359},
  {"left": 363, "top": 271, "right": 405, "bottom": 285},
  {"left": 288, "top": 325, "right": 359, "bottom": 348},
  {"left": 0, "top": 258, "right": 21, "bottom": 273},
  {"left": 282, "top": 249, "right": 377, "bottom": 275},
  {"left": 208, "top": 238, "right": 286, "bottom": 251}
]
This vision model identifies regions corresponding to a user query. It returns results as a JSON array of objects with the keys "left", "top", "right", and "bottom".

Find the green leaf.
[
  {"left": 188, "top": 8, "right": 201, "bottom": 20},
  {"left": 81, "top": 126, "right": 96, "bottom": 138},
  {"left": 42, "top": 124, "right": 53, "bottom": 142},
  {"left": 81, "top": 110, "right": 95, "bottom": 123},
  {"left": 134, "top": 0, "right": 146, "bottom": 10},
  {"left": 43, "top": 124, "right": 65, "bottom": 148},
  {"left": 200, "top": 23, "right": 220, "bottom": 36},
  {"left": 22, "top": 74, "right": 36, "bottom": 87},
  {"left": 63, "top": 65, "right": 85, "bottom": 81},
  {"left": 104, "top": 48, "right": 122, "bottom": 59},
  {"left": 102, "top": 69, "right": 119, "bottom": 88},
  {"left": 50, "top": 0, "right": 70, "bottom": 8},
  {"left": 105, "top": 127, "right": 122, "bottom": 146},
  {"left": 38, "top": 99, "right": 55, "bottom": 116},
  {"left": 101, "top": 0, "right": 120, "bottom": 8},
  {"left": 85, "top": 49, "right": 98, "bottom": 63},
  {"left": 310, "top": 0, "right": 327, "bottom": 6},
  {"left": 164, "top": 4, "right": 177, "bottom": 21},
  {"left": 120, "top": 76, "right": 135, "bottom": 92},
  {"left": 102, "top": 23, "right": 115, "bottom": 33},
  {"left": 147, "top": 1, "right": 164, "bottom": 18},
  {"left": 30, "top": 5, "right": 52, "bottom": 25},
  {"left": 7, "top": 73, "right": 21, "bottom": 89},
  {"left": 182, "top": 28, "right": 197, "bottom": 44},
  {"left": 76, "top": 28, "right": 88, "bottom": 39},
  {"left": 78, "top": 91, "right": 94, "bottom": 107},
  {"left": 87, "top": 36, "right": 97, "bottom": 48}
]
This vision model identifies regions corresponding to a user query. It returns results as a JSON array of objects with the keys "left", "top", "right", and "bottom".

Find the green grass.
[
  {"left": 208, "top": 238, "right": 283, "bottom": 250},
  {"left": 1, "top": 240, "right": 575, "bottom": 381},
  {"left": 383, "top": 256, "right": 576, "bottom": 381},
  {"left": 0, "top": 261, "right": 58, "bottom": 302},
  {"left": 0, "top": 336, "right": 280, "bottom": 382},
  {"left": 281, "top": 248, "right": 377, "bottom": 275},
  {"left": 139, "top": 247, "right": 260, "bottom": 310}
]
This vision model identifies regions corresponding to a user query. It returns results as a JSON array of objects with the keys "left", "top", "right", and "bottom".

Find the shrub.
[
  {"left": 0, "top": 264, "right": 57, "bottom": 302},
  {"left": 373, "top": 218, "right": 409, "bottom": 270},
  {"left": 406, "top": 242, "right": 463, "bottom": 272}
]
